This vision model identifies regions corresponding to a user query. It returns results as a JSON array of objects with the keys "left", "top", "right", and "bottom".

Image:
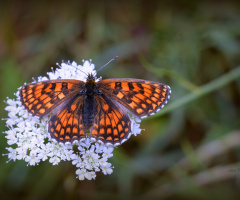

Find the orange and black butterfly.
[{"left": 20, "top": 67, "right": 171, "bottom": 146}]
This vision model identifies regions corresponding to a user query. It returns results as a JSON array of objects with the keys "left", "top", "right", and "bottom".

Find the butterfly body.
[
  {"left": 81, "top": 74, "right": 98, "bottom": 130},
  {"left": 20, "top": 73, "right": 171, "bottom": 146}
]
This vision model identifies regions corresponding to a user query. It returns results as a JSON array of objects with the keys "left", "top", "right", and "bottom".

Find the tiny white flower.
[
  {"left": 95, "top": 143, "right": 104, "bottom": 153},
  {"left": 89, "top": 171, "right": 96, "bottom": 180},
  {"left": 102, "top": 163, "right": 113, "bottom": 175},
  {"left": 49, "top": 156, "right": 61, "bottom": 165},
  {"left": 72, "top": 154, "right": 82, "bottom": 166},
  {"left": 102, "top": 147, "right": 114, "bottom": 158},
  {"left": 16, "top": 147, "right": 27, "bottom": 160},
  {"left": 5, "top": 130, "right": 18, "bottom": 145},
  {"left": 131, "top": 117, "right": 142, "bottom": 136},
  {"left": 94, "top": 167, "right": 100, "bottom": 172},
  {"left": 5, "top": 147, "right": 17, "bottom": 162},
  {"left": 64, "top": 150, "right": 74, "bottom": 161},
  {"left": 76, "top": 169, "right": 87, "bottom": 181},
  {"left": 99, "top": 157, "right": 108, "bottom": 166},
  {"left": 77, "top": 162, "right": 85, "bottom": 169},
  {"left": 25, "top": 153, "right": 40, "bottom": 166},
  {"left": 77, "top": 146, "right": 85, "bottom": 154},
  {"left": 81, "top": 138, "right": 91, "bottom": 149},
  {"left": 38, "top": 149, "right": 48, "bottom": 161},
  {"left": 85, "top": 172, "right": 94, "bottom": 180}
]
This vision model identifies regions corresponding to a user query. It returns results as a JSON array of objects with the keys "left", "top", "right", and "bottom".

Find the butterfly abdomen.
[
  {"left": 83, "top": 95, "right": 95, "bottom": 130},
  {"left": 83, "top": 78, "right": 97, "bottom": 130}
]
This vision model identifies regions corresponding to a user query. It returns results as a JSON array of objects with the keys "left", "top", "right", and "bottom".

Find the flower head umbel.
[{"left": 3, "top": 60, "right": 142, "bottom": 180}]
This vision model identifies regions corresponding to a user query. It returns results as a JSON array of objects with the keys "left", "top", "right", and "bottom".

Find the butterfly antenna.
[
  {"left": 97, "top": 56, "right": 118, "bottom": 72},
  {"left": 73, "top": 66, "right": 88, "bottom": 76},
  {"left": 62, "top": 60, "right": 88, "bottom": 76}
]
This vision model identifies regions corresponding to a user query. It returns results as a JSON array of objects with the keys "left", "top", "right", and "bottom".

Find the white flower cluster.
[{"left": 3, "top": 60, "right": 142, "bottom": 180}]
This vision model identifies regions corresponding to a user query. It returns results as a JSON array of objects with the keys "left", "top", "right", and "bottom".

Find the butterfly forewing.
[
  {"left": 98, "top": 78, "right": 171, "bottom": 118},
  {"left": 90, "top": 94, "right": 131, "bottom": 145},
  {"left": 20, "top": 80, "right": 84, "bottom": 117}
]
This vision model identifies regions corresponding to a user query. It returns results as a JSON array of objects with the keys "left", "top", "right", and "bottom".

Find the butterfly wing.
[
  {"left": 20, "top": 80, "right": 84, "bottom": 117},
  {"left": 98, "top": 78, "right": 171, "bottom": 118},
  {"left": 90, "top": 93, "right": 131, "bottom": 146},
  {"left": 48, "top": 95, "right": 86, "bottom": 143}
]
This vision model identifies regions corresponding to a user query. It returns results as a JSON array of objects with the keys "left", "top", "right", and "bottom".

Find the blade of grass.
[
  {"left": 139, "top": 55, "right": 199, "bottom": 91},
  {"left": 146, "top": 65, "right": 240, "bottom": 119},
  {"left": 141, "top": 163, "right": 240, "bottom": 200}
]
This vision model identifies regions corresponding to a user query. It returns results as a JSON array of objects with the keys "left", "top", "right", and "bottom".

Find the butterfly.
[{"left": 20, "top": 72, "right": 171, "bottom": 146}]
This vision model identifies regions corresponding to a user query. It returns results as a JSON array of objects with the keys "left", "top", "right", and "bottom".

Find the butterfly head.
[
  {"left": 85, "top": 73, "right": 98, "bottom": 96},
  {"left": 87, "top": 73, "right": 96, "bottom": 81}
]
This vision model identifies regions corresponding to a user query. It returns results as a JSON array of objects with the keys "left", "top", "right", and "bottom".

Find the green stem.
[
  {"left": 139, "top": 55, "right": 199, "bottom": 91},
  {"left": 146, "top": 66, "right": 240, "bottom": 119}
]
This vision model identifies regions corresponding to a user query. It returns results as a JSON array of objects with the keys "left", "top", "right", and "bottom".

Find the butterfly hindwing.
[
  {"left": 90, "top": 94, "right": 131, "bottom": 146},
  {"left": 20, "top": 80, "right": 84, "bottom": 117},
  {"left": 98, "top": 78, "right": 171, "bottom": 118},
  {"left": 48, "top": 95, "right": 86, "bottom": 142}
]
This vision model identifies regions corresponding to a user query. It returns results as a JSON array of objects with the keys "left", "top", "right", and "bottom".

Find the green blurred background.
[{"left": 1, "top": 0, "right": 240, "bottom": 199}]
